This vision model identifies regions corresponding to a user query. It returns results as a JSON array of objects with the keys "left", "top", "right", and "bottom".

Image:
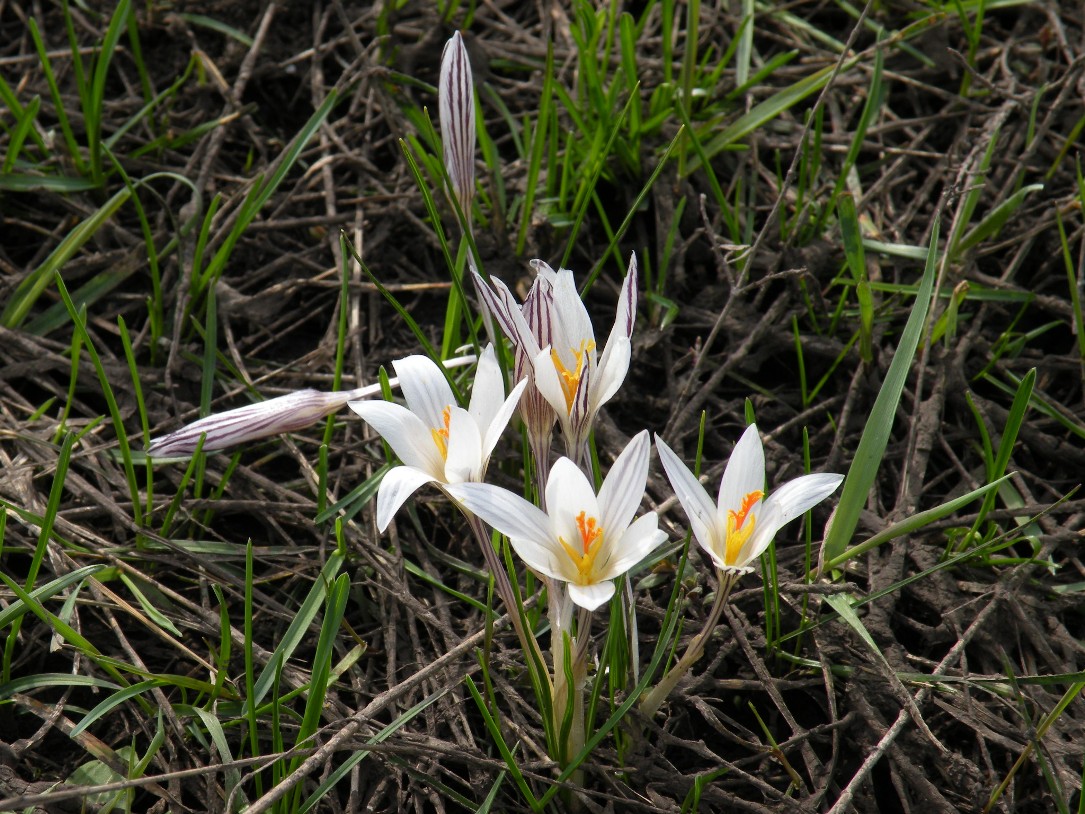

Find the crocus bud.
[
  {"left": 147, "top": 389, "right": 361, "bottom": 457},
  {"left": 439, "top": 31, "right": 476, "bottom": 223},
  {"left": 147, "top": 354, "right": 478, "bottom": 458}
]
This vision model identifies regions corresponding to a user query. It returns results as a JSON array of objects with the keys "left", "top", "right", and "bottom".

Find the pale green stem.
[
  {"left": 566, "top": 607, "right": 591, "bottom": 775},
  {"left": 546, "top": 581, "right": 581, "bottom": 768},
  {"left": 464, "top": 511, "right": 551, "bottom": 697},
  {"left": 640, "top": 569, "right": 739, "bottom": 719},
  {"left": 531, "top": 435, "right": 551, "bottom": 511}
]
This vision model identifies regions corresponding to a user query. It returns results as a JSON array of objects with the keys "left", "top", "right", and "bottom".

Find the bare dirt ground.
[{"left": 1, "top": 1, "right": 1084, "bottom": 812}]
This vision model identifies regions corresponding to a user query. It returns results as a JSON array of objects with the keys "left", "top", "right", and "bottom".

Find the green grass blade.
[
  {"left": 839, "top": 193, "right": 874, "bottom": 363},
  {"left": 244, "top": 550, "right": 345, "bottom": 712},
  {"left": 2, "top": 94, "right": 42, "bottom": 173},
  {"left": 820, "top": 475, "right": 1012, "bottom": 573},
  {"left": 515, "top": 41, "right": 554, "bottom": 256},
  {"left": 71, "top": 679, "right": 163, "bottom": 737},
  {"left": 2, "top": 187, "right": 131, "bottom": 329},
  {"left": 821, "top": 221, "right": 940, "bottom": 568},
  {"left": 465, "top": 675, "right": 541, "bottom": 810},
  {"left": 956, "top": 183, "right": 1044, "bottom": 254},
  {"left": 298, "top": 686, "right": 450, "bottom": 813},
  {"left": 85, "top": 0, "right": 131, "bottom": 183},
  {"left": 0, "top": 565, "right": 106, "bottom": 630},
  {"left": 54, "top": 275, "right": 143, "bottom": 526},
  {"left": 28, "top": 15, "right": 86, "bottom": 177},
  {"left": 198, "top": 90, "right": 339, "bottom": 292},
  {"left": 286, "top": 572, "right": 350, "bottom": 809}
]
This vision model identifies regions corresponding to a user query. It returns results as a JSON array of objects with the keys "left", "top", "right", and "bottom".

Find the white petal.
[
  {"left": 481, "top": 377, "right": 527, "bottom": 463},
  {"left": 739, "top": 473, "right": 844, "bottom": 566},
  {"left": 655, "top": 435, "right": 720, "bottom": 557},
  {"left": 375, "top": 466, "right": 438, "bottom": 531},
  {"left": 443, "top": 406, "right": 482, "bottom": 483},
  {"left": 568, "top": 581, "right": 615, "bottom": 612},
  {"left": 545, "top": 457, "right": 600, "bottom": 549},
  {"left": 548, "top": 266, "right": 594, "bottom": 354},
  {"left": 591, "top": 335, "right": 630, "bottom": 412},
  {"left": 533, "top": 345, "right": 572, "bottom": 419},
  {"left": 719, "top": 424, "right": 765, "bottom": 521},
  {"left": 597, "top": 430, "right": 650, "bottom": 538},
  {"left": 392, "top": 355, "right": 456, "bottom": 430},
  {"left": 350, "top": 400, "right": 444, "bottom": 477},
  {"left": 596, "top": 511, "right": 668, "bottom": 580},
  {"left": 445, "top": 482, "right": 565, "bottom": 581},
  {"left": 468, "top": 344, "right": 504, "bottom": 433}
]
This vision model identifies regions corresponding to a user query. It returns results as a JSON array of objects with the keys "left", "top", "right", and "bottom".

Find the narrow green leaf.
[
  {"left": 2, "top": 187, "right": 130, "bottom": 328},
  {"left": 821, "top": 222, "right": 940, "bottom": 568},
  {"left": 245, "top": 551, "right": 345, "bottom": 712}
]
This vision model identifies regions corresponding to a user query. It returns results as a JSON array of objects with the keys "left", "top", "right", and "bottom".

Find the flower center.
[
  {"left": 558, "top": 510, "right": 604, "bottom": 583},
  {"left": 550, "top": 340, "right": 596, "bottom": 412},
  {"left": 429, "top": 406, "right": 452, "bottom": 459},
  {"left": 724, "top": 490, "right": 764, "bottom": 566}
]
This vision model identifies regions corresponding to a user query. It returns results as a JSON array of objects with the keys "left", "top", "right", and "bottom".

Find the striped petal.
[
  {"left": 148, "top": 389, "right": 352, "bottom": 457},
  {"left": 597, "top": 429, "right": 650, "bottom": 539},
  {"left": 439, "top": 31, "right": 475, "bottom": 215}
]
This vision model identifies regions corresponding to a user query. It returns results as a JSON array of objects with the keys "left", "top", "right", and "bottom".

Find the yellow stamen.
[
  {"left": 550, "top": 340, "right": 596, "bottom": 412},
  {"left": 429, "top": 406, "right": 452, "bottom": 459},
  {"left": 558, "top": 510, "right": 604, "bottom": 583},
  {"left": 724, "top": 489, "right": 764, "bottom": 566}
]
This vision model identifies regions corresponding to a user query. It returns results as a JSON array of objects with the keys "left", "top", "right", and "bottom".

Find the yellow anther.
[
  {"left": 550, "top": 340, "right": 596, "bottom": 412},
  {"left": 724, "top": 490, "right": 763, "bottom": 565},
  {"left": 430, "top": 406, "right": 452, "bottom": 459}
]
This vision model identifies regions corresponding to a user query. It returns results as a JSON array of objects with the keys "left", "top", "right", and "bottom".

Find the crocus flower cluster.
[
  {"left": 143, "top": 30, "right": 849, "bottom": 775},
  {"left": 472, "top": 256, "right": 637, "bottom": 471}
]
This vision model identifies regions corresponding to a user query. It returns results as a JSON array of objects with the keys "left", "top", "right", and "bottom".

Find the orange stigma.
[
  {"left": 724, "top": 489, "right": 763, "bottom": 565},
  {"left": 559, "top": 510, "right": 605, "bottom": 582}
]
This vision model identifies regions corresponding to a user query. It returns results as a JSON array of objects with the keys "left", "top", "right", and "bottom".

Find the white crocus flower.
[
  {"left": 655, "top": 424, "right": 844, "bottom": 574},
  {"left": 446, "top": 430, "right": 666, "bottom": 611},
  {"left": 349, "top": 345, "right": 525, "bottom": 531},
  {"left": 473, "top": 254, "right": 637, "bottom": 463}
]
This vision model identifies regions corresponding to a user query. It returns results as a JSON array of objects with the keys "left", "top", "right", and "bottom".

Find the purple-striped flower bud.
[
  {"left": 147, "top": 355, "right": 478, "bottom": 458},
  {"left": 147, "top": 389, "right": 360, "bottom": 457},
  {"left": 439, "top": 31, "right": 476, "bottom": 222}
]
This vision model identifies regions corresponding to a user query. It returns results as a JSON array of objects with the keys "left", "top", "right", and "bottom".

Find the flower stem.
[
  {"left": 639, "top": 569, "right": 739, "bottom": 719},
  {"left": 464, "top": 511, "right": 550, "bottom": 695}
]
